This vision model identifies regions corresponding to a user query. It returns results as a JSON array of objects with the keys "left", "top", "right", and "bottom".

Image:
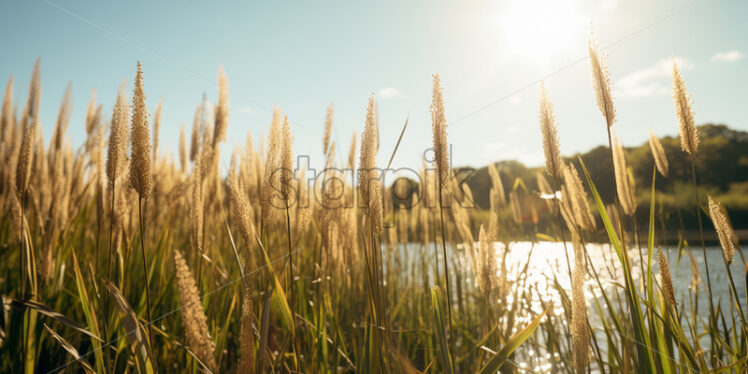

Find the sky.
[{"left": 1, "top": 0, "right": 747, "bottom": 178}]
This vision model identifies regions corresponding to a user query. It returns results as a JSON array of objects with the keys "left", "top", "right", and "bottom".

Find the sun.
[{"left": 493, "top": 0, "right": 586, "bottom": 66}]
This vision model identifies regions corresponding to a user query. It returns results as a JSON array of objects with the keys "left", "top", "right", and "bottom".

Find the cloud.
[
  {"left": 711, "top": 50, "right": 743, "bottom": 62},
  {"left": 377, "top": 87, "right": 404, "bottom": 99},
  {"left": 615, "top": 56, "right": 693, "bottom": 98}
]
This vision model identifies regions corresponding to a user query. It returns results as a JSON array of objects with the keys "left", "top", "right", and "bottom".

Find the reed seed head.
[
  {"left": 430, "top": 74, "right": 449, "bottom": 189},
  {"left": 179, "top": 122, "right": 187, "bottom": 173},
  {"left": 323, "top": 103, "right": 333, "bottom": 155},
  {"left": 672, "top": 58, "right": 699, "bottom": 155},
  {"left": 612, "top": 133, "right": 636, "bottom": 216},
  {"left": 213, "top": 65, "right": 229, "bottom": 149},
  {"left": 648, "top": 129, "right": 669, "bottom": 177},
  {"left": 538, "top": 81, "right": 562, "bottom": 179},
  {"left": 658, "top": 249, "right": 676, "bottom": 308},
  {"left": 562, "top": 162, "right": 596, "bottom": 231},
  {"left": 571, "top": 231, "right": 589, "bottom": 374},
  {"left": 358, "top": 95, "right": 379, "bottom": 209},
  {"left": 588, "top": 28, "right": 616, "bottom": 128},
  {"left": 107, "top": 81, "right": 130, "bottom": 185},
  {"left": 152, "top": 99, "right": 162, "bottom": 162},
  {"left": 708, "top": 196, "right": 735, "bottom": 265},
  {"left": 129, "top": 62, "right": 152, "bottom": 199},
  {"left": 174, "top": 250, "right": 217, "bottom": 372},
  {"left": 280, "top": 114, "right": 293, "bottom": 201},
  {"left": 1, "top": 76, "right": 13, "bottom": 145}
]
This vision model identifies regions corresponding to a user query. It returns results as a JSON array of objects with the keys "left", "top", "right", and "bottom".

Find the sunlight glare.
[{"left": 494, "top": 0, "right": 585, "bottom": 66}]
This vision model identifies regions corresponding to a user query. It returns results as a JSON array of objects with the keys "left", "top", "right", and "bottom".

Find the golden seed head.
[
  {"left": 261, "top": 107, "right": 282, "bottom": 227},
  {"left": 212, "top": 65, "right": 229, "bottom": 149},
  {"left": 238, "top": 289, "right": 255, "bottom": 374},
  {"left": 85, "top": 87, "right": 98, "bottom": 134},
  {"left": 280, "top": 115, "right": 294, "bottom": 201},
  {"left": 538, "top": 81, "right": 562, "bottom": 179},
  {"left": 53, "top": 82, "right": 72, "bottom": 152},
  {"left": 1, "top": 76, "right": 14, "bottom": 145},
  {"left": 672, "top": 58, "right": 699, "bottom": 155},
  {"left": 174, "top": 250, "right": 217, "bottom": 372},
  {"left": 190, "top": 105, "right": 200, "bottom": 162},
  {"left": 476, "top": 225, "right": 498, "bottom": 301},
  {"left": 347, "top": 130, "right": 357, "bottom": 169},
  {"left": 588, "top": 28, "right": 616, "bottom": 127},
  {"left": 179, "top": 122, "right": 187, "bottom": 173},
  {"left": 570, "top": 230, "right": 589, "bottom": 374},
  {"left": 708, "top": 196, "right": 735, "bottom": 265},
  {"left": 648, "top": 129, "right": 669, "bottom": 177},
  {"left": 562, "top": 162, "right": 596, "bottom": 231},
  {"left": 658, "top": 249, "right": 676, "bottom": 308},
  {"left": 612, "top": 133, "right": 636, "bottom": 216},
  {"left": 323, "top": 103, "right": 334, "bottom": 155},
  {"left": 152, "top": 99, "right": 163, "bottom": 162},
  {"left": 129, "top": 62, "right": 152, "bottom": 199},
  {"left": 27, "top": 58, "right": 41, "bottom": 120},
  {"left": 488, "top": 164, "right": 506, "bottom": 208},
  {"left": 430, "top": 74, "right": 449, "bottom": 188},
  {"left": 358, "top": 95, "right": 379, "bottom": 209},
  {"left": 229, "top": 167, "right": 256, "bottom": 246},
  {"left": 107, "top": 81, "right": 130, "bottom": 185}
]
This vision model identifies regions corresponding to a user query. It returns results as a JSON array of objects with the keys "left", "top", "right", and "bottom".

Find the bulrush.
[
  {"left": 570, "top": 232, "right": 589, "bottom": 374},
  {"left": 212, "top": 65, "right": 229, "bottom": 149},
  {"left": 658, "top": 249, "right": 676, "bottom": 309},
  {"left": 588, "top": 29, "right": 616, "bottom": 128},
  {"left": 648, "top": 129, "right": 669, "bottom": 177},
  {"left": 612, "top": 133, "right": 635, "bottom": 216},
  {"left": 323, "top": 103, "right": 333, "bottom": 155},
  {"left": 129, "top": 62, "right": 152, "bottom": 199},
  {"left": 106, "top": 81, "right": 130, "bottom": 186},
  {"left": 16, "top": 59, "right": 41, "bottom": 197},
  {"left": 430, "top": 74, "right": 449, "bottom": 188},
  {"left": 174, "top": 250, "right": 217, "bottom": 372},
  {"left": 538, "top": 82, "right": 562, "bottom": 179},
  {"left": 708, "top": 196, "right": 735, "bottom": 265},
  {"left": 672, "top": 58, "right": 699, "bottom": 155}
]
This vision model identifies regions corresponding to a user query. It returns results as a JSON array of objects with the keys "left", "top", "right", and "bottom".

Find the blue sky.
[{"left": 1, "top": 0, "right": 747, "bottom": 175}]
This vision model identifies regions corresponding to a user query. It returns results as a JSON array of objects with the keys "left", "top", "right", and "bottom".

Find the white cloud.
[
  {"left": 615, "top": 56, "right": 693, "bottom": 98},
  {"left": 377, "top": 87, "right": 404, "bottom": 99},
  {"left": 711, "top": 50, "right": 743, "bottom": 62}
]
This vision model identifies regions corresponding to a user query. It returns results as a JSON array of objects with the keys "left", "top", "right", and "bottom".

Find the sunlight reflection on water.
[{"left": 484, "top": 241, "right": 746, "bottom": 373}]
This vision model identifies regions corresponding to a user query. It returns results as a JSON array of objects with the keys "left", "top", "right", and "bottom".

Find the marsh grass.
[{"left": 1, "top": 34, "right": 747, "bottom": 374}]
